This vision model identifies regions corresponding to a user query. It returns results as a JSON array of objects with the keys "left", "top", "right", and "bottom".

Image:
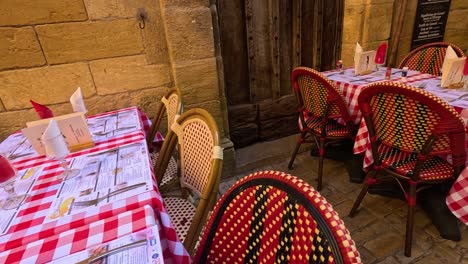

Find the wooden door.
[{"left": 217, "top": 0, "right": 344, "bottom": 147}]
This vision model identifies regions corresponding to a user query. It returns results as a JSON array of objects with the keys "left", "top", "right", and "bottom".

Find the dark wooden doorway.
[{"left": 216, "top": 0, "right": 344, "bottom": 148}]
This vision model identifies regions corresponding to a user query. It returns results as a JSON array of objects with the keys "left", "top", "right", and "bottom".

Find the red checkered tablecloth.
[{"left": 0, "top": 107, "right": 190, "bottom": 263}]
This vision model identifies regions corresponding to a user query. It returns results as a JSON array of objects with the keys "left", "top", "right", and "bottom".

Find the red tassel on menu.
[
  {"left": 375, "top": 42, "right": 388, "bottom": 65},
  {"left": 30, "top": 100, "right": 54, "bottom": 119}
]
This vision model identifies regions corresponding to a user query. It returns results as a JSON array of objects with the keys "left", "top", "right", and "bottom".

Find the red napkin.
[
  {"left": 375, "top": 42, "right": 388, "bottom": 65},
  {"left": 464, "top": 57, "right": 468, "bottom": 76},
  {"left": 30, "top": 100, "right": 54, "bottom": 119}
]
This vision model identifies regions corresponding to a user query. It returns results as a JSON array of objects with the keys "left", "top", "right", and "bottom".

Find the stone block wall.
[
  {"left": 341, "top": 0, "right": 468, "bottom": 68},
  {"left": 0, "top": 0, "right": 229, "bottom": 146}
]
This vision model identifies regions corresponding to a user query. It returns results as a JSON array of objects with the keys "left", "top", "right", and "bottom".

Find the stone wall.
[
  {"left": 341, "top": 0, "right": 468, "bottom": 67},
  {"left": 0, "top": 0, "right": 229, "bottom": 146}
]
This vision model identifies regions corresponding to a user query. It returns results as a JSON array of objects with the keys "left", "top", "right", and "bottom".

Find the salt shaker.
[{"left": 401, "top": 67, "right": 408, "bottom": 82}]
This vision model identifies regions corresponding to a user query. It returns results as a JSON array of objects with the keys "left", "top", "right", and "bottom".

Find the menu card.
[
  {"left": 441, "top": 57, "right": 466, "bottom": 88},
  {"left": 355, "top": 50, "right": 377, "bottom": 75},
  {"left": 0, "top": 166, "right": 43, "bottom": 234},
  {"left": 22, "top": 112, "right": 94, "bottom": 155},
  {"left": 50, "top": 225, "right": 164, "bottom": 264},
  {"left": 45, "top": 142, "right": 152, "bottom": 222}
]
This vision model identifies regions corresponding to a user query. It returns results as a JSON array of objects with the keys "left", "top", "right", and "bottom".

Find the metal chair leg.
[
  {"left": 317, "top": 139, "right": 325, "bottom": 191},
  {"left": 349, "top": 171, "right": 376, "bottom": 217},
  {"left": 404, "top": 182, "right": 417, "bottom": 257},
  {"left": 288, "top": 131, "right": 307, "bottom": 169}
]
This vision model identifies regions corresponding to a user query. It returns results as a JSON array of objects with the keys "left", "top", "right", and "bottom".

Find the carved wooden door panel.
[{"left": 216, "top": 0, "right": 343, "bottom": 147}]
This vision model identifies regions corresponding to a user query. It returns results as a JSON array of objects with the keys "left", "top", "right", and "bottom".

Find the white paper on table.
[
  {"left": 354, "top": 50, "right": 377, "bottom": 75},
  {"left": 441, "top": 57, "right": 466, "bottom": 87},
  {"left": 41, "top": 119, "right": 69, "bottom": 158},
  {"left": 50, "top": 225, "right": 164, "bottom": 264},
  {"left": 70, "top": 87, "right": 87, "bottom": 114},
  {"left": 441, "top": 46, "right": 458, "bottom": 74},
  {"left": 354, "top": 42, "right": 363, "bottom": 70}
]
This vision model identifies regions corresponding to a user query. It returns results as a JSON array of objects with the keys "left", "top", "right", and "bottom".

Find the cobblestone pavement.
[{"left": 219, "top": 150, "right": 468, "bottom": 263}]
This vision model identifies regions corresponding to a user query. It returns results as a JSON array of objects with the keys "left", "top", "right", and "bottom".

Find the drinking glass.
[
  {"left": 43, "top": 135, "right": 80, "bottom": 181},
  {"left": 0, "top": 154, "right": 28, "bottom": 210}
]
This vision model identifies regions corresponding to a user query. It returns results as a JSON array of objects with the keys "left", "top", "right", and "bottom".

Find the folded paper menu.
[
  {"left": 22, "top": 112, "right": 94, "bottom": 155},
  {"left": 441, "top": 46, "right": 458, "bottom": 74},
  {"left": 354, "top": 43, "right": 376, "bottom": 75},
  {"left": 441, "top": 57, "right": 466, "bottom": 88},
  {"left": 70, "top": 87, "right": 87, "bottom": 113}
]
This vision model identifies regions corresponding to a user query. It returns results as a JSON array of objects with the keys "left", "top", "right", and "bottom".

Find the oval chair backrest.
[
  {"left": 193, "top": 170, "right": 362, "bottom": 264},
  {"left": 292, "top": 67, "right": 351, "bottom": 122},
  {"left": 165, "top": 92, "right": 181, "bottom": 130},
  {"left": 170, "top": 108, "right": 222, "bottom": 198},
  {"left": 358, "top": 82, "right": 465, "bottom": 164},
  {"left": 398, "top": 42, "right": 465, "bottom": 76}
]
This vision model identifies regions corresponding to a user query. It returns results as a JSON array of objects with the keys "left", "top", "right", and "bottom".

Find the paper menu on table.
[
  {"left": 22, "top": 112, "right": 94, "bottom": 155},
  {"left": 50, "top": 225, "right": 164, "bottom": 264},
  {"left": 44, "top": 142, "right": 153, "bottom": 222},
  {"left": 88, "top": 108, "right": 142, "bottom": 139},
  {"left": 441, "top": 57, "right": 466, "bottom": 88},
  {"left": 0, "top": 166, "right": 43, "bottom": 235},
  {"left": 354, "top": 50, "right": 376, "bottom": 75}
]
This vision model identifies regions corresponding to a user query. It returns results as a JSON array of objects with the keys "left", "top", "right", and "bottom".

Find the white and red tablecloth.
[
  {"left": 0, "top": 107, "right": 190, "bottom": 263},
  {"left": 321, "top": 68, "right": 468, "bottom": 225}
]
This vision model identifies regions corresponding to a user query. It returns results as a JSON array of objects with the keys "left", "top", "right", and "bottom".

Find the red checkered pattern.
[
  {"left": 0, "top": 205, "right": 157, "bottom": 263},
  {"left": 0, "top": 108, "right": 190, "bottom": 263}
]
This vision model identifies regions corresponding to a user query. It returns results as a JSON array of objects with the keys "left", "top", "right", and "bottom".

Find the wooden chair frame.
[
  {"left": 145, "top": 88, "right": 183, "bottom": 150},
  {"left": 288, "top": 67, "right": 356, "bottom": 190},
  {"left": 398, "top": 42, "right": 465, "bottom": 76},
  {"left": 155, "top": 108, "right": 223, "bottom": 255},
  {"left": 349, "top": 81, "right": 466, "bottom": 257}
]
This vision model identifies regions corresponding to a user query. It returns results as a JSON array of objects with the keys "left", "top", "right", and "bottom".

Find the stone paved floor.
[{"left": 218, "top": 138, "right": 468, "bottom": 263}]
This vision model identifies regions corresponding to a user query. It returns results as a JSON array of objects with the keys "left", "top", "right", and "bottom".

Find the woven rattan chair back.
[
  {"left": 292, "top": 67, "right": 351, "bottom": 122},
  {"left": 359, "top": 81, "right": 465, "bottom": 168},
  {"left": 146, "top": 88, "right": 183, "bottom": 148},
  {"left": 155, "top": 108, "right": 223, "bottom": 254},
  {"left": 288, "top": 67, "right": 356, "bottom": 190},
  {"left": 193, "top": 170, "right": 362, "bottom": 264},
  {"left": 398, "top": 42, "right": 465, "bottom": 76},
  {"left": 350, "top": 81, "right": 466, "bottom": 257}
]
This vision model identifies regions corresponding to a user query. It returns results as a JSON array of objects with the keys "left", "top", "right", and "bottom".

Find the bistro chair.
[
  {"left": 398, "top": 42, "right": 465, "bottom": 76},
  {"left": 192, "top": 170, "right": 362, "bottom": 264},
  {"left": 146, "top": 88, "right": 183, "bottom": 192},
  {"left": 348, "top": 81, "right": 466, "bottom": 257},
  {"left": 288, "top": 67, "right": 356, "bottom": 191},
  {"left": 155, "top": 108, "right": 223, "bottom": 255}
]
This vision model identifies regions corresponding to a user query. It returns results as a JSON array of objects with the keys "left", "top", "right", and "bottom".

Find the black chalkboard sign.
[{"left": 411, "top": 0, "right": 451, "bottom": 50}]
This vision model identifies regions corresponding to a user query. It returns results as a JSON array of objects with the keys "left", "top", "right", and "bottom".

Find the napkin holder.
[
  {"left": 441, "top": 57, "right": 466, "bottom": 88},
  {"left": 22, "top": 112, "right": 95, "bottom": 155},
  {"left": 354, "top": 50, "right": 377, "bottom": 75}
]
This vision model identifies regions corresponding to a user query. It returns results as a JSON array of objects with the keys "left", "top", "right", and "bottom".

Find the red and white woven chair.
[
  {"left": 193, "top": 170, "right": 361, "bottom": 264},
  {"left": 289, "top": 67, "right": 357, "bottom": 191},
  {"left": 398, "top": 42, "right": 465, "bottom": 76},
  {"left": 155, "top": 108, "right": 223, "bottom": 255},
  {"left": 349, "top": 81, "right": 466, "bottom": 257},
  {"left": 146, "top": 88, "right": 183, "bottom": 192}
]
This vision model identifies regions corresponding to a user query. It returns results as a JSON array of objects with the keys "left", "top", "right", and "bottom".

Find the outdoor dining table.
[
  {"left": 321, "top": 67, "right": 468, "bottom": 225},
  {"left": 0, "top": 107, "right": 190, "bottom": 263}
]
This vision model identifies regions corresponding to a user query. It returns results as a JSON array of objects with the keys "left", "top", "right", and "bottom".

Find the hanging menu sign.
[{"left": 411, "top": 0, "right": 451, "bottom": 50}]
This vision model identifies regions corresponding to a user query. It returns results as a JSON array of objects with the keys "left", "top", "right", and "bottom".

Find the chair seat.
[
  {"left": 150, "top": 151, "right": 178, "bottom": 187},
  {"left": 378, "top": 144, "right": 454, "bottom": 181},
  {"left": 165, "top": 197, "right": 197, "bottom": 242},
  {"left": 304, "top": 116, "right": 351, "bottom": 137}
]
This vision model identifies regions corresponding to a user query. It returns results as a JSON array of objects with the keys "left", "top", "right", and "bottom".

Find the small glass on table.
[
  {"left": 0, "top": 154, "right": 28, "bottom": 210},
  {"left": 43, "top": 135, "right": 80, "bottom": 181}
]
